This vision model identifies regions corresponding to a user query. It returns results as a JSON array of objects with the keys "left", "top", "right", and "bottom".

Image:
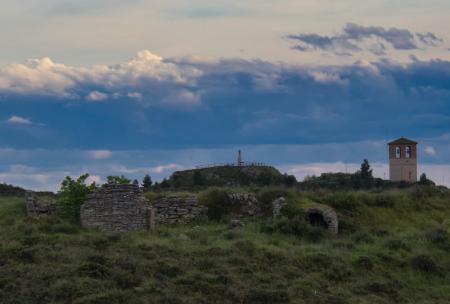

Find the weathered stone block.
[{"left": 26, "top": 191, "right": 58, "bottom": 217}]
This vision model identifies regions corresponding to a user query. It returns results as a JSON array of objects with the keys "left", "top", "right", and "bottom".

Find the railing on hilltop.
[{"left": 195, "top": 162, "right": 268, "bottom": 169}]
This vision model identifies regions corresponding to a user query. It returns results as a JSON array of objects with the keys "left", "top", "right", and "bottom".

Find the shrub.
[
  {"left": 425, "top": 227, "right": 449, "bottom": 245},
  {"left": 304, "top": 226, "right": 326, "bottom": 243},
  {"left": 352, "top": 232, "right": 374, "bottom": 244},
  {"left": 371, "top": 194, "right": 395, "bottom": 208},
  {"left": 273, "top": 217, "right": 308, "bottom": 236},
  {"left": 232, "top": 240, "right": 256, "bottom": 256},
  {"left": 73, "top": 290, "right": 143, "bottom": 304},
  {"left": 155, "top": 262, "right": 183, "bottom": 279},
  {"left": 78, "top": 262, "right": 110, "bottom": 279},
  {"left": 354, "top": 256, "right": 374, "bottom": 271},
  {"left": 322, "top": 192, "right": 362, "bottom": 213},
  {"left": 257, "top": 188, "right": 289, "bottom": 216},
  {"left": 246, "top": 288, "right": 289, "bottom": 304},
  {"left": 356, "top": 280, "right": 402, "bottom": 299},
  {"left": 57, "top": 174, "right": 97, "bottom": 222},
  {"left": 302, "top": 253, "right": 333, "bottom": 270},
  {"left": 279, "top": 202, "right": 305, "bottom": 219},
  {"left": 411, "top": 254, "right": 439, "bottom": 274},
  {"left": 325, "top": 266, "right": 352, "bottom": 281},
  {"left": 199, "top": 189, "right": 236, "bottom": 220},
  {"left": 384, "top": 239, "right": 411, "bottom": 251}
]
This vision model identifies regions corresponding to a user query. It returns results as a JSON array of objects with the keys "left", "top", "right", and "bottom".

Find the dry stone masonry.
[
  {"left": 26, "top": 192, "right": 57, "bottom": 217},
  {"left": 272, "top": 197, "right": 287, "bottom": 218},
  {"left": 76, "top": 185, "right": 339, "bottom": 234},
  {"left": 152, "top": 196, "right": 205, "bottom": 224},
  {"left": 228, "top": 193, "right": 261, "bottom": 218},
  {"left": 306, "top": 204, "right": 339, "bottom": 235},
  {"left": 80, "top": 183, "right": 154, "bottom": 232}
]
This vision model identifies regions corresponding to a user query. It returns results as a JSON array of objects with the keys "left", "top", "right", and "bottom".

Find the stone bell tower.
[{"left": 388, "top": 137, "right": 418, "bottom": 182}]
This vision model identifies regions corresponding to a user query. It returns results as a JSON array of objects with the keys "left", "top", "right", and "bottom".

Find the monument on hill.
[
  {"left": 388, "top": 137, "right": 418, "bottom": 182},
  {"left": 236, "top": 150, "right": 244, "bottom": 166}
]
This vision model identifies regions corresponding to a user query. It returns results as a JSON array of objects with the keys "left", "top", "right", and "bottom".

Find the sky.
[{"left": 1, "top": 0, "right": 450, "bottom": 190}]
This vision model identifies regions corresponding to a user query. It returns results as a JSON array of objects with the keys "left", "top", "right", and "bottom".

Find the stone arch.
[{"left": 306, "top": 204, "right": 338, "bottom": 235}]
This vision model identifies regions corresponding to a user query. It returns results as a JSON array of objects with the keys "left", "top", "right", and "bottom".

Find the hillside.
[
  {"left": 163, "top": 165, "right": 295, "bottom": 189},
  {"left": 0, "top": 183, "right": 26, "bottom": 197},
  {"left": 0, "top": 185, "right": 449, "bottom": 303}
]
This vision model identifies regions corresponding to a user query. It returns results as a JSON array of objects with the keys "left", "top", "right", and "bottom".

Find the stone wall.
[
  {"left": 152, "top": 196, "right": 204, "bottom": 224},
  {"left": 26, "top": 191, "right": 57, "bottom": 217},
  {"left": 228, "top": 193, "right": 261, "bottom": 218},
  {"left": 272, "top": 197, "right": 287, "bottom": 218},
  {"left": 80, "top": 183, "right": 153, "bottom": 232}
]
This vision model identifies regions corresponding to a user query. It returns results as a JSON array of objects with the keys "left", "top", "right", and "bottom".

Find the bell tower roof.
[{"left": 388, "top": 137, "right": 418, "bottom": 146}]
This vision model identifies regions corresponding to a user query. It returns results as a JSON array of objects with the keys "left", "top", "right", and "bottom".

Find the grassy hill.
[
  {"left": 0, "top": 183, "right": 26, "bottom": 197},
  {"left": 162, "top": 165, "right": 294, "bottom": 189},
  {"left": 0, "top": 186, "right": 449, "bottom": 303}
]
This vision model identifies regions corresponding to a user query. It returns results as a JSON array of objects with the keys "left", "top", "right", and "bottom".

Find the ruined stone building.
[{"left": 80, "top": 183, "right": 153, "bottom": 232}]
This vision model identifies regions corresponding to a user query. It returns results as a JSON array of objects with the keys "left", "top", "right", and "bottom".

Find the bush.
[
  {"left": 199, "top": 189, "right": 236, "bottom": 221},
  {"left": 322, "top": 192, "right": 362, "bottom": 213},
  {"left": 411, "top": 254, "right": 439, "bottom": 274},
  {"left": 384, "top": 239, "right": 411, "bottom": 251},
  {"left": 73, "top": 290, "right": 143, "bottom": 304},
  {"left": 425, "top": 227, "right": 449, "bottom": 245},
  {"left": 354, "top": 256, "right": 374, "bottom": 271},
  {"left": 371, "top": 194, "right": 395, "bottom": 208},
  {"left": 57, "top": 174, "right": 97, "bottom": 222},
  {"left": 257, "top": 189, "right": 289, "bottom": 216}
]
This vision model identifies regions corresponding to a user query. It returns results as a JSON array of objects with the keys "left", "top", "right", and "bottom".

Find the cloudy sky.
[{"left": 1, "top": 0, "right": 450, "bottom": 190}]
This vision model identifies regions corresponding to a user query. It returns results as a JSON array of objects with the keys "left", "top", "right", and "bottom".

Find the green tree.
[
  {"left": 58, "top": 174, "right": 96, "bottom": 222},
  {"left": 420, "top": 173, "right": 427, "bottom": 184},
  {"left": 142, "top": 174, "right": 153, "bottom": 191},
  {"left": 193, "top": 171, "right": 204, "bottom": 186},
  {"left": 419, "top": 173, "right": 435, "bottom": 186},
  {"left": 160, "top": 178, "right": 170, "bottom": 188},
  {"left": 106, "top": 175, "right": 130, "bottom": 184},
  {"left": 360, "top": 159, "right": 373, "bottom": 179},
  {"left": 283, "top": 174, "right": 297, "bottom": 187}
]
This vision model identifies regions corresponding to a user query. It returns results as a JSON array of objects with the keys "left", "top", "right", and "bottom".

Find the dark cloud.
[
  {"left": 1, "top": 53, "right": 450, "bottom": 150},
  {"left": 288, "top": 23, "right": 443, "bottom": 56},
  {"left": 344, "top": 23, "right": 417, "bottom": 50},
  {"left": 416, "top": 32, "right": 443, "bottom": 46}
]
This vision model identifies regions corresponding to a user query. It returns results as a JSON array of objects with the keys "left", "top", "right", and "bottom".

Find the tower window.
[
  {"left": 406, "top": 146, "right": 411, "bottom": 159},
  {"left": 395, "top": 146, "right": 401, "bottom": 159}
]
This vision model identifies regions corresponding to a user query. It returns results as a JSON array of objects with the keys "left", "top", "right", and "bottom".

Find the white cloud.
[
  {"left": 309, "top": 71, "right": 348, "bottom": 85},
  {"left": 86, "top": 175, "right": 102, "bottom": 185},
  {"left": 0, "top": 57, "right": 75, "bottom": 96},
  {"left": 0, "top": 50, "right": 202, "bottom": 104},
  {"left": 127, "top": 92, "right": 143, "bottom": 100},
  {"left": 88, "top": 150, "right": 112, "bottom": 159},
  {"left": 163, "top": 90, "right": 201, "bottom": 105},
  {"left": 0, "top": 171, "right": 52, "bottom": 187},
  {"left": 7, "top": 115, "right": 32, "bottom": 125},
  {"left": 109, "top": 163, "right": 183, "bottom": 174},
  {"left": 425, "top": 146, "right": 436, "bottom": 156},
  {"left": 149, "top": 164, "right": 182, "bottom": 174},
  {"left": 86, "top": 91, "right": 108, "bottom": 102}
]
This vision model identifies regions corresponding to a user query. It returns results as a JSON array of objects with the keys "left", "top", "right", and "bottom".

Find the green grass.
[{"left": 0, "top": 187, "right": 449, "bottom": 303}]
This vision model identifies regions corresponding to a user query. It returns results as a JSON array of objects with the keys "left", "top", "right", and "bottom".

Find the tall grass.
[{"left": 0, "top": 187, "right": 449, "bottom": 303}]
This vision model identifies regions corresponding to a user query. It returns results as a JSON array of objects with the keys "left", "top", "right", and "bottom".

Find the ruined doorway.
[
  {"left": 308, "top": 212, "right": 329, "bottom": 229},
  {"left": 306, "top": 204, "right": 339, "bottom": 235}
]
